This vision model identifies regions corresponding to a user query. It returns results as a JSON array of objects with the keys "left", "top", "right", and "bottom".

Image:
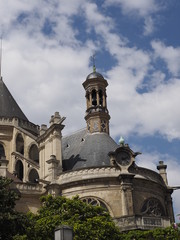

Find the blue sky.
[{"left": 0, "top": 0, "right": 180, "bottom": 221}]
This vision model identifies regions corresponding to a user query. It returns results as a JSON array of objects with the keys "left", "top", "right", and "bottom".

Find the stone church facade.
[{"left": 0, "top": 69, "right": 175, "bottom": 231}]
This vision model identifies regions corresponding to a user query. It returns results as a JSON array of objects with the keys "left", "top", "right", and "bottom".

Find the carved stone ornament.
[
  {"left": 116, "top": 151, "right": 131, "bottom": 166},
  {"left": 81, "top": 197, "right": 108, "bottom": 211},
  {"left": 141, "top": 198, "right": 164, "bottom": 217},
  {"left": 108, "top": 144, "right": 141, "bottom": 171}
]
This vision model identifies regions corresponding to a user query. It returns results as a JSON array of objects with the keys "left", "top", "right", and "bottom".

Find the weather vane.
[{"left": 91, "top": 54, "right": 96, "bottom": 73}]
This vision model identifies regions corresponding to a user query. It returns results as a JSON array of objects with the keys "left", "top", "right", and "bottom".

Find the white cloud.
[
  {"left": 143, "top": 16, "right": 154, "bottom": 35},
  {"left": 0, "top": 1, "right": 179, "bottom": 141},
  {"left": 152, "top": 40, "right": 180, "bottom": 76},
  {"left": 104, "top": 0, "right": 163, "bottom": 36},
  {"left": 109, "top": 75, "right": 180, "bottom": 140},
  {"left": 105, "top": 0, "right": 159, "bottom": 16}
]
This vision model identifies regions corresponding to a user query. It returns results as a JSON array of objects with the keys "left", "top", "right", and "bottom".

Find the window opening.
[
  {"left": 28, "top": 168, "right": 39, "bottom": 183},
  {"left": 99, "top": 90, "right": 103, "bottom": 106},
  {"left": 16, "top": 134, "right": 24, "bottom": 155},
  {"left": 0, "top": 144, "right": 5, "bottom": 159},
  {"left": 81, "top": 197, "right": 108, "bottom": 211},
  {"left": 92, "top": 89, "right": 97, "bottom": 106},
  {"left": 141, "top": 198, "right": 164, "bottom": 217},
  {"left": 29, "top": 144, "right": 39, "bottom": 164},
  {"left": 15, "top": 160, "right": 24, "bottom": 181}
]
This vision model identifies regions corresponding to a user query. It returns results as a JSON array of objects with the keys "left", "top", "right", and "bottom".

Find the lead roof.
[
  {"left": 0, "top": 77, "right": 28, "bottom": 121},
  {"left": 62, "top": 128, "right": 118, "bottom": 171}
]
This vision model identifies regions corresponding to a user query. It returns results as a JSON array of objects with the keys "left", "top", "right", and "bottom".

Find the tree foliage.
[
  {"left": 22, "top": 195, "right": 121, "bottom": 240},
  {"left": 0, "top": 176, "right": 28, "bottom": 240},
  {"left": 120, "top": 226, "right": 180, "bottom": 240},
  {"left": 1, "top": 176, "right": 180, "bottom": 240}
]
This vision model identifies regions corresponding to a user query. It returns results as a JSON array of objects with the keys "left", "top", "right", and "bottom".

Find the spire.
[
  {"left": 0, "top": 78, "right": 28, "bottom": 121},
  {"left": 0, "top": 37, "right": 2, "bottom": 80},
  {"left": 91, "top": 54, "right": 96, "bottom": 73}
]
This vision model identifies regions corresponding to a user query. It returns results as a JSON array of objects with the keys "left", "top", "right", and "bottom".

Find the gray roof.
[
  {"left": 86, "top": 72, "right": 104, "bottom": 80},
  {"left": 0, "top": 77, "right": 28, "bottom": 121},
  {"left": 62, "top": 129, "right": 118, "bottom": 171}
]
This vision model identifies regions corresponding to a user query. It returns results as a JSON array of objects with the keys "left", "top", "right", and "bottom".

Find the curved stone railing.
[
  {"left": 58, "top": 166, "right": 121, "bottom": 185},
  {"left": 130, "top": 167, "right": 165, "bottom": 185},
  {"left": 115, "top": 215, "right": 171, "bottom": 231},
  {"left": 13, "top": 182, "right": 43, "bottom": 194}
]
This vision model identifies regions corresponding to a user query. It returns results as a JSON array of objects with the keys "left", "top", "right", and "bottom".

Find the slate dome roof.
[
  {"left": 86, "top": 72, "right": 104, "bottom": 80},
  {"left": 62, "top": 129, "right": 118, "bottom": 171}
]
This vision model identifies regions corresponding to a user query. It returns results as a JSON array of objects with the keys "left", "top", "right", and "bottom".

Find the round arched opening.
[
  {"left": 0, "top": 143, "right": 5, "bottom": 159},
  {"left": 15, "top": 160, "right": 24, "bottom": 181},
  {"left": 81, "top": 197, "right": 108, "bottom": 212},
  {"left": 141, "top": 198, "right": 165, "bottom": 217},
  {"left": 29, "top": 144, "right": 39, "bottom": 163},
  {"left": 92, "top": 89, "right": 97, "bottom": 106},
  {"left": 16, "top": 134, "right": 24, "bottom": 155},
  {"left": 28, "top": 169, "right": 39, "bottom": 183}
]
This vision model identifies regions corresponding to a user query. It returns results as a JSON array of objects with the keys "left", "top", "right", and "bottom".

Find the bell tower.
[{"left": 83, "top": 67, "right": 110, "bottom": 134}]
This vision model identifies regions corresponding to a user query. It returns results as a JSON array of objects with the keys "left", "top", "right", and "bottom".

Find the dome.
[
  {"left": 62, "top": 129, "right": 118, "bottom": 171},
  {"left": 86, "top": 71, "right": 104, "bottom": 80}
]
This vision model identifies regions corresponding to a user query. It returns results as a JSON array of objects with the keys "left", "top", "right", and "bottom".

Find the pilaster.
[{"left": 119, "top": 173, "right": 135, "bottom": 216}]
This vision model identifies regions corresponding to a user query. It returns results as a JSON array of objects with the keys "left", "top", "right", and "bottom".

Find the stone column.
[
  {"left": 157, "top": 161, "right": 168, "bottom": 185},
  {"left": 90, "top": 92, "right": 92, "bottom": 106},
  {"left": 103, "top": 93, "right": 106, "bottom": 107},
  {"left": 96, "top": 90, "right": 100, "bottom": 106},
  {"left": 46, "top": 183, "right": 61, "bottom": 197},
  {"left": 119, "top": 173, "right": 135, "bottom": 216},
  {"left": 0, "top": 157, "right": 9, "bottom": 177},
  {"left": 166, "top": 190, "right": 175, "bottom": 223},
  {"left": 46, "top": 155, "right": 59, "bottom": 181}
]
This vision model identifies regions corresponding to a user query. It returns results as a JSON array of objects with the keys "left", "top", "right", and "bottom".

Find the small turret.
[
  {"left": 83, "top": 64, "right": 110, "bottom": 134},
  {"left": 157, "top": 161, "right": 168, "bottom": 185}
]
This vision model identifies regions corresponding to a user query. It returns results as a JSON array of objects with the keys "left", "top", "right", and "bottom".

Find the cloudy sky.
[{"left": 1, "top": 0, "right": 180, "bottom": 221}]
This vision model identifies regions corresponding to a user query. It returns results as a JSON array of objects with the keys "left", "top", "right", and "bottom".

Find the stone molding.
[
  {"left": 58, "top": 166, "right": 121, "bottom": 185},
  {"left": 13, "top": 182, "right": 43, "bottom": 194}
]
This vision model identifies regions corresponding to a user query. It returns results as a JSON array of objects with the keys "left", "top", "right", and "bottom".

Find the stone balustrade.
[
  {"left": 115, "top": 215, "right": 171, "bottom": 231},
  {"left": 59, "top": 166, "right": 121, "bottom": 185},
  {"left": 13, "top": 182, "right": 43, "bottom": 194}
]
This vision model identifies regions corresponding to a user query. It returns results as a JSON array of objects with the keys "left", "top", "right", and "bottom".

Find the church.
[{"left": 0, "top": 66, "right": 175, "bottom": 231}]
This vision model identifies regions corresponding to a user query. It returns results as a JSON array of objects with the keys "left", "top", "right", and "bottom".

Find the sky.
[{"left": 0, "top": 0, "right": 180, "bottom": 222}]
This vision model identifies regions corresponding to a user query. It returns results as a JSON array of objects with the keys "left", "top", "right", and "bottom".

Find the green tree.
[
  {"left": 23, "top": 195, "right": 121, "bottom": 240},
  {"left": 0, "top": 176, "right": 27, "bottom": 240},
  {"left": 120, "top": 226, "right": 180, "bottom": 240},
  {"left": 1, "top": 177, "right": 180, "bottom": 240}
]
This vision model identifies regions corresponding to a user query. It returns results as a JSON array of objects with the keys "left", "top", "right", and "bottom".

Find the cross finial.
[{"left": 91, "top": 54, "right": 96, "bottom": 73}]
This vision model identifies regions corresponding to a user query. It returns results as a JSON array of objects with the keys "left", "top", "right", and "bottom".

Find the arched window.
[
  {"left": 15, "top": 160, "right": 24, "bottom": 181},
  {"left": 141, "top": 198, "right": 165, "bottom": 217},
  {"left": 16, "top": 134, "right": 24, "bottom": 155},
  {"left": 92, "top": 89, "right": 97, "bottom": 106},
  {"left": 28, "top": 169, "right": 39, "bottom": 183},
  {"left": 99, "top": 90, "right": 103, "bottom": 106},
  {"left": 29, "top": 144, "right": 39, "bottom": 164},
  {"left": 81, "top": 197, "right": 108, "bottom": 212},
  {"left": 0, "top": 143, "right": 5, "bottom": 159}
]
